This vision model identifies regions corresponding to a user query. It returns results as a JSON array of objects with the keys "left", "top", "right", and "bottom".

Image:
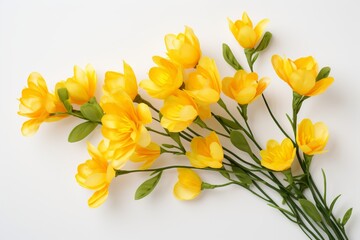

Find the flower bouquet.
[{"left": 18, "top": 12, "right": 352, "bottom": 239}]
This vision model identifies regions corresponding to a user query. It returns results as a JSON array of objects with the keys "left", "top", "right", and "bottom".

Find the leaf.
[
  {"left": 255, "top": 32, "right": 272, "bottom": 52},
  {"left": 329, "top": 195, "right": 341, "bottom": 214},
  {"left": 230, "top": 131, "right": 252, "bottom": 155},
  {"left": 80, "top": 98, "right": 104, "bottom": 122},
  {"left": 165, "top": 129, "right": 185, "bottom": 151},
  {"left": 299, "top": 199, "right": 322, "bottom": 222},
  {"left": 68, "top": 121, "right": 98, "bottom": 143},
  {"left": 341, "top": 208, "right": 353, "bottom": 226},
  {"left": 222, "top": 43, "right": 243, "bottom": 70},
  {"left": 219, "top": 167, "right": 231, "bottom": 180},
  {"left": 217, "top": 116, "right": 241, "bottom": 130},
  {"left": 321, "top": 169, "right": 327, "bottom": 203},
  {"left": 232, "top": 166, "right": 252, "bottom": 185},
  {"left": 268, "top": 204, "right": 295, "bottom": 217},
  {"left": 135, "top": 172, "right": 162, "bottom": 200},
  {"left": 316, "top": 67, "right": 331, "bottom": 81}
]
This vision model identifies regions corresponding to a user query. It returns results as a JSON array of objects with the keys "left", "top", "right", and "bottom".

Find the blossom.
[
  {"left": 228, "top": 12, "right": 269, "bottom": 49},
  {"left": 75, "top": 141, "right": 115, "bottom": 208},
  {"left": 222, "top": 70, "right": 269, "bottom": 105},
  {"left": 165, "top": 26, "right": 201, "bottom": 68},
  {"left": 140, "top": 56, "right": 183, "bottom": 99},
  {"left": 100, "top": 90, "right": 152, "bottom": 169},
  {"left": 130, "top": 142, "right": 161, "bottom": 169},
  {"left": 186, "top": 132, "right": 223, "bottom": 168},
  {"left": 18, "top": 72, "right": 67, "bottom": 136},
  {"left": 185, "top": 56, "right": 221, "bottom": 104},
  {"left": 272, "top": 55, "right": 334, "bottom": 96},
  {"left": 103, "top": 61, "right": 138, "bottom": 100},
  {"left": 173, "top": 169, "right": 202, "bottom": 200},
  {"left": 160, "top": 90, "right": 198, "bottom": 132},
  {"left": 64, "top": 64, "right": 97, "bottom": 105},
  {"left": 260, "top": 138, "right": 296, "bottom": 171},
  {"left": 297, "top": 119, "right": 329, "bottom": 155}
]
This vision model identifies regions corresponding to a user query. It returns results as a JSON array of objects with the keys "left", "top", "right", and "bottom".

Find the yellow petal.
[
  {"left": 21, "top": 118, "right": 43, "bottom": 136},
  {"left": 306, "top": 77, "right": 334, "bottom": 96},
  {"left": 289, "top": 70, "right": 316, "bottom": 95},
  {"left": 88, "top": 186, "right": 109, "bottom": 208},
  {"left": 137, "top": 103, "right": 152, "bottom": 124}
]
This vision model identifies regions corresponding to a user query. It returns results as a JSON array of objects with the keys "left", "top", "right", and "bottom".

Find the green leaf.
[
  {"left": 251, "top": 52, "right": 259, "bottom": 65},
  {"left": 321, "top": 169, "right": 327, "bottom": 203},
  {"left": 135, "top": 172, "right": 162, "bottom": 200},
  {"left": 255, "top": 32, "right": 272, "bottom": 52},
  {"left": 80, "top": 98, "right": 104, "bottom": 122},
  {"left": 219, "top": 167, "right": 231, "bottom": 180},
  {"left": 341, "top": 208, "right": 353, "bottom": 226},
  {"left": 222, "top": 43, "right": 243, "bottom": 70},
  {"left": 316, "top": 67, "right": 331, "bottom": 81},
  {"left": 230, "top": 131, "right": 252, "bottom": 155},
  {"left": 232, "top": 166, "right": 252, "bottom": 185},
  {"left": 68, "top": 121, "right": 98, "bottom": 142},
  {"left": 165, "top": 130, "right": 185, "bottom": 151},
  {"left": 299, "top": 199, "right": 322, "bottom": 222},
  {"left": 329, "top": 195, "right": 341, "bottom": 214},
  {"left": 217, "top": 116, "right": 240, "bottom": 130}
]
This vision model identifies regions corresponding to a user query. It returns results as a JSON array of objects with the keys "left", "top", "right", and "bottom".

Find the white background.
[{"left": 1, "top": 0, "right": 360, "bottom": 239}]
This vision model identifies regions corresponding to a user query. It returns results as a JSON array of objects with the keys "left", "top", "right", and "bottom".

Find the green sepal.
[
  {"left": 201, "top": 182, "right": 216, "bottom": 190},
  {"left": 57, "top": 88, "right": 72, "bottom": 112},
  {"left": 255, "top": 32, "right": 272, "bottom": 52},
  {"left": 135, "top": 171, "right": 162, "bottom": 200},
  {"left": 316, "top": 67, "right": 331, "bottom": 81},
  {"left": 299, "top": 199, "right": 322, "bottom": 222},
  {"left": 80, "top": 97, "right": 104, "bottom": 122},
  {"left": 222, "top": 43, "right": 243, "bottom": 70},
  {"left": 68, "top": 121, "right": 98, "bottom": 143},
  {"left": 194, "top": 116, "right": 207, "bottom": 128}
]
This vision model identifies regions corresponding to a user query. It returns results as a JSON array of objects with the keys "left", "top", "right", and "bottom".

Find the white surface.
[{"left": 1, "top": 0, "right": 360, "bottom": 239}]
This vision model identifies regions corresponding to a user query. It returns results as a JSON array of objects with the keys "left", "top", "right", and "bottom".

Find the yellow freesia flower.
[
  {"left": 222, "top": 70, "right": 269, "bottom": 105},
  {"left": 228, "top": 12, "right": 269, "bottom": 49},
  {"left": 260, "top": 138, "right": 296, "bottom": 171},
  {"left": 103, "top": 61, "right": 138, "bottom": 100},
  {"left": 185, "top": 56, "right": 222, "bottom": 104},
  {"left": 160, "top": 90, "right": 198, "bottom": 132},
  {"left": 75, "top": 141, "right": 115, "bottom": 208},
  {"left": 101, "top": 90, "right": 152, "bottom": 169},
  {"left": 130, "top": 142, "right": 161, "bottom": 170},
  {"left": 297, "top": 119, "right": 329, "bottom": 155},
  {"left": 64, "top": 64, "right": 97, "bottom": 105},
  {"left": 18, "top": 72, "right": 67, "bottom": 136},
  {"left": 165, "top": 26, "right": 201, "bottom": 68},
  {"left": 186, "top": 132, "right": 223, "bottom": 168},
  {"left": 174, "top": 169, "right": 202, "bottom": 200},
  {"left": 140, "top": 56, "right": 183, "bottom": 99},
  {"left": 272, "top": 55, "right": 334, "bottom": 96}
]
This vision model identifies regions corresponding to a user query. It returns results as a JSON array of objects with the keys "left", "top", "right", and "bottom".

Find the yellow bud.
[
  {"left": 140, "top": 56, "right": 183, "bottom": 99},
  {"left": 165, "top": 26, "right": 201, "bottom": 68},
  {"left": 272, "top": 55, "right": 334, "bottom": 96},
  {"left": 260, "top": 138, "right": 296, "bottom": 171},
  {"left": 228, "top": 12, "right": 269, "bottom": 49},
  {"left": 222, "top": 70, "right": 269, "bottom": 105},
  {"left": 160, "top": 90, "right": 198, "bottom": 132},
  {"left": 297, "top": 119, "right": 329, "bottom": 155},
  {"left": 186, "top": 132, "right": 224, "bottom": 168},
  {"left": 75, "top": 141, "right": 115, "bottom": 208},
  {"left": 173, "top": 169, "right": 202, "bottom": 200},
  {"left": 64, "top": 64, "right": 97, "bottom": 105},
  {"left": 103, "top": 61, "right": 138, "bottom": 100}
]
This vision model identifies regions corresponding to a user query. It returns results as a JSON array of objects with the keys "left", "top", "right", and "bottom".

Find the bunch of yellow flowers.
[{"left": 18, "top": 12, "right": 352, "bottom": 240}]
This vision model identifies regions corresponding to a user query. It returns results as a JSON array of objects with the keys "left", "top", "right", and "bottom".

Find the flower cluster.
[{"left": 18, "top": 12, "right": 352, "bottom": 240}]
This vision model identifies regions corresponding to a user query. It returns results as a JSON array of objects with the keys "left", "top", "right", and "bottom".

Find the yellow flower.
[
  {"left": 160, "top": 90, "right": 198, "bottom": 132},
  {"left": 75, "top": 141, "right": 115, "bottom": 208},
  {"left": 174, "top": 169, "right": 202, "bottom": 200},
  {"left": 228, "top": 12, "right": 269, "bottom": 49},
  {"left": 222, "top": 70, "right": 269, "bottom": 105},
  {"left": 260, "top": 138, "right": 296, "bottom": 171},
  {"left": 64, "top": 64, "right": 97, "bottom": 105},
  {"left": 165, "top": 26, "right": 201, "bottom": 68},
  {"left": 18, "top": 72, "right": 67, "bottom": 136},
  {"left": 130, "top": 142, "right": 161, "bottom": 170},
  {"left": 297, "top": 119, "right": 329, "bottom": 155},
  {"left": 101, "top": 90, "right": 152, "bottom": 169},
  {"left": 103, "top": 61, "right": 138, "bottom": 100},
  {"left": 140, "top": 56, "right": 183, "bottom": 99},
  {"left": 185, "top": 56, "right": 221, "bottom": 104},
  {"left": 272, "top": 55, "right": 334, "bottom": 96},
  {"left": 186, "top": 132, "right": 223, "bottom": 168}
]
